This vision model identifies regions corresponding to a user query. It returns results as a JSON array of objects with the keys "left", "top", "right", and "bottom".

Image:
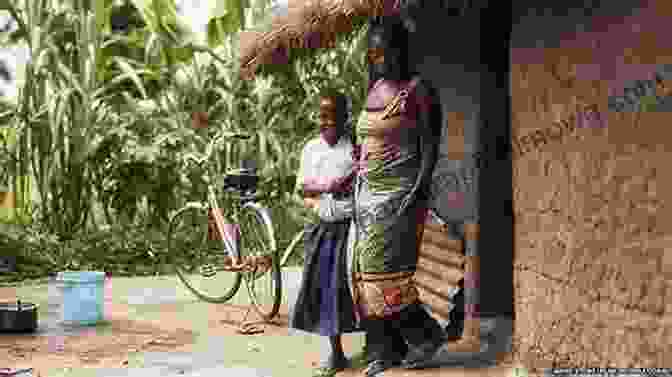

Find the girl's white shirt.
[{"left": 295, "top": 135, "right": 354, "bottom": 222}]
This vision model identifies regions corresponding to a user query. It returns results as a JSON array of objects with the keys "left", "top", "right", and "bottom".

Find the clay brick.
[
  {"left": 662, "top": 245, "right": 672, "bottom": 282},
  {"left": 417, "top": 254, "right": 463, "bottom": 281},
  {"left": 417, "top": 288, "right": 451, "bottom": 321},
  {"left": 665, "top": 281, "right": 672, "bottom": 315},
  {"left": 421, "top": 225, "right": 463, "bottom": 256},
  {"left": 640, "top": 276, "right": 666, "bottom": 314}
]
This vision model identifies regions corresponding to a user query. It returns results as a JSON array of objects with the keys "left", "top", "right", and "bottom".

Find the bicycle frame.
[
  {"left": 206, "top": 184, "right": 241, "bottom": 264},
  {"left": 182, "top": 131, "right": 254, "bottom": 265},
  {"left": 171, "top": 130, "right": 282, "bottom": 318},
  {"left": 279, "top": 228, "right": 305, "bottom": 267},
  {"left": 207, "top": 184, "right": 278, "bottom": 267}
]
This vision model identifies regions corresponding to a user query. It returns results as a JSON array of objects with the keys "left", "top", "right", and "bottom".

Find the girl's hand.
[
  {"left": 328, "top": 170, "right": 356, "bottom": 193},
  {"left": 351, "top": 144, "right": 362, "bottom": 161},
  {"left": 302, "top": 179, "right": 329, "bottom": 194}
]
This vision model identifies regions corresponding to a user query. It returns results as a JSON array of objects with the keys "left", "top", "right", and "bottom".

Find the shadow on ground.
[{"left": 417, "top": 316, "right": 513, "bottom": 369}]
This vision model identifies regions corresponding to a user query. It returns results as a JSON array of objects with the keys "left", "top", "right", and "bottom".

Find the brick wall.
[{"left": 417, "top": 221, "right": 464, "bottom": 322}]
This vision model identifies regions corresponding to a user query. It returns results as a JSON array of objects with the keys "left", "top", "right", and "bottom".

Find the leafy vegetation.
[{"left": 0, "top": 0, "right": 368, "bottom": 283}]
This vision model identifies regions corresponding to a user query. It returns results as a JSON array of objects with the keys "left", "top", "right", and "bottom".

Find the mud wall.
[{"left": 510, "top": 0, "right": 671, "bottom": 371}]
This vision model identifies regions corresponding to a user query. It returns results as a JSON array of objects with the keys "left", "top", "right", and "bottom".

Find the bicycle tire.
[
  {"left": 169, "top": 203, "right": 242, "bottom": 303},
  {"left": 238, "top": 201, "right": 282, "bottom": 321}
]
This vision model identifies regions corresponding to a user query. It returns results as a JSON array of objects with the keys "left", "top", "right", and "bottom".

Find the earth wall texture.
[{"left": 510, "top": 0, "right": 672, "bottom": 371}]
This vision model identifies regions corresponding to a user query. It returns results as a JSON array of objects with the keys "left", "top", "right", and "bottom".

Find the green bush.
[
  {"left": 0, "top": 0, "right": 368, "bottom": 282},
  {"left": 0, "top": 223, "right": 169, "bottom": 282},
  {"left": 0, "top": 197, "right": 309, "bottom": 284}
]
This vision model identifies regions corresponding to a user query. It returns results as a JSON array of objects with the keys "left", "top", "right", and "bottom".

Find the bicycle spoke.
[
  {"left": 238, "top": 204, "right": 281, "bottom": 321},
  {"left": 170, "top": 205, "right": 242, "bottom": 303}
]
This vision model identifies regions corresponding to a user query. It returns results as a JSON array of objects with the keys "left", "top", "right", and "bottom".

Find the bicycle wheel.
[
  {"left": 169, "top": 203, "right": 242, "bottom": 303},
  {"left": 238, "top": 201, "right": 281, "bottom": 320}
]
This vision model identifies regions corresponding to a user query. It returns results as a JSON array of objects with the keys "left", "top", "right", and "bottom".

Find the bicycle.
[{"left": 167, "top": 131, "right": 281, "bottom": 323}]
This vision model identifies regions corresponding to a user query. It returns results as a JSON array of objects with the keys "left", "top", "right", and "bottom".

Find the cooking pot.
[
  {"left": 0, "top": 368, "right": 34, "bottom": 376},
  {"left": 0, "top": 300, "right": 38, "bottom": 332}
]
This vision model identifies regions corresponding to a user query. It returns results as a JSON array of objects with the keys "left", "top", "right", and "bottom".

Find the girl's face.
[
  {"left": 319, "top": 98, "right": 338, "bottom": 129},
  {"left": 319, "top": 97, "right": 341, "bottom": 146}
]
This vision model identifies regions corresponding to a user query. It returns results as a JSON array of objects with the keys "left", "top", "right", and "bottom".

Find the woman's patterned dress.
[{"left": 351, "top": 77, "right": 431, "bottom": 320}]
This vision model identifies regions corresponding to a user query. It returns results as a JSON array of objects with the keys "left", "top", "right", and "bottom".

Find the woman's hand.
[
  {"left": 303, "top": 196, "right": 320, "bottom": 210},
  {"left": 397, "top": 197, "right": 411, "bottom": 217}
]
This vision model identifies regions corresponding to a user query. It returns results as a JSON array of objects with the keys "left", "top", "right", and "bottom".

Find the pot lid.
[{"left": 0, "top": 301, "right": 38, "bottom": 311}]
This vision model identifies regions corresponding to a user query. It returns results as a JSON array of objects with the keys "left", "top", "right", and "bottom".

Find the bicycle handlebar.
[
  {"left": 224, "top": 187, "right": 263, "bottom": 201},
  {"left": 222, "top": 132, "right": 252, "bottom": 141},
  {"left": 183, "top": 131, "right": 252, "bottom": 169}
]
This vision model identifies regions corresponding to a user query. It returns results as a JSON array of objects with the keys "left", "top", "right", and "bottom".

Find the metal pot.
[
  {"left": 0, "top": 300, "right": 38, "bottom": 333},
  {"left": 0, "top": 367, "right": 34, "bottom": 376}
]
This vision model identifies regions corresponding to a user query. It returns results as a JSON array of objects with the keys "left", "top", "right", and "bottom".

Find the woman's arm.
[{"left": 398, "top": 80, "right": 440, "bottom": 216}]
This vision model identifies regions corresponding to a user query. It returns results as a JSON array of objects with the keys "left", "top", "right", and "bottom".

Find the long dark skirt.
[{"left": 290, "top": 219, "right": 358, "bottom": 336}]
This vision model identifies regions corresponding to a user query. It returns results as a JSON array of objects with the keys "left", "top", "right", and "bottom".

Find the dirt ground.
[
  {"left": 0, "top": 282, "right": 517, "bottom": 377},
  {"left": 0, "top": 318, "right": 195, "bottom": 371},
  {"left": 0, "top": 290, "right": 326, "bottom": 376},
  {"left": 1, "top": 299, "right": 194, "bottom": 373}
]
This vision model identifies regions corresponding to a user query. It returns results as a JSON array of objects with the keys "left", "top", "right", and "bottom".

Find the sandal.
[
  {"left": 401, "top": 335, "right": 446, "bottom": 369},
  {"left": 313, "top": 367, "right": 339, "bottom": 377},
  {"left": 350, "top": 348, "right": 369, "bottom": 369},
  {"left": 364, "top": 360, "right": 396, "bottom": 377},
  {"left": 313, "top": 353, "right": 349, "bottom": 377}
]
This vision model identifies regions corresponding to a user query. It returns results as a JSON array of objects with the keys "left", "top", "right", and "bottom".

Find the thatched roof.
[{"left": 238, "top": 0, "right": 394, "bottom": 79}]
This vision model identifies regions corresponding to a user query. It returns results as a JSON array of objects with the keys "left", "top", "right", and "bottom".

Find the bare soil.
[
  {"left": 0, "top": 290, "right": 518, "bottom": 377},
  {"left": 0, "top": 299, "right": 197, "bottom": 374},
  {"left": 0, "top": 293, "right": 316, "bottom": 376}
]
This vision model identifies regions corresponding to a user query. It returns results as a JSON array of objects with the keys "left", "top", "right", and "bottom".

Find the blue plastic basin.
[{"left": 56, "top": 271, "right": 105, "bottom": 326}]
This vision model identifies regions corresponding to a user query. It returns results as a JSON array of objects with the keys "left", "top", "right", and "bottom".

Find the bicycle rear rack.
[
  {"left": 199, "top": 255, "right": 272, "bottom": 276},
  {"left": 220, "top": 255, "right": 272, "bottom": 273}
]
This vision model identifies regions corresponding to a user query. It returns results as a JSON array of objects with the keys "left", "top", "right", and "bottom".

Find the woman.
[
  {"left": 350, "top": 17, "right": 445, "bottom": 377},
  {"left": 290, "top": 89, "right": 360, "bottom": 377}
]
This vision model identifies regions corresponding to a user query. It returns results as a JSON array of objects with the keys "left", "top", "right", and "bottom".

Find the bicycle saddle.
[{"left": 223, "top": 170, "right": 259, "bottom": 192}]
